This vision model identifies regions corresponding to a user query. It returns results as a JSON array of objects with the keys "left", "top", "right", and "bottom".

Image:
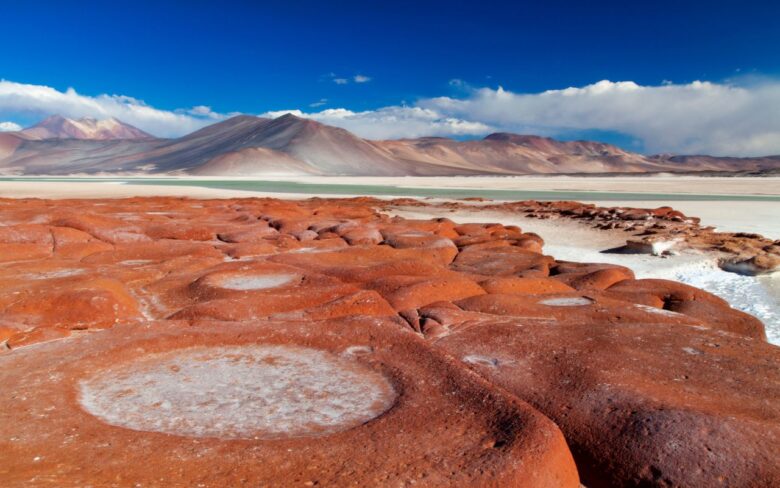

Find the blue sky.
[{"left": 1, "top": 1, "right": 779, "bottom": 155}]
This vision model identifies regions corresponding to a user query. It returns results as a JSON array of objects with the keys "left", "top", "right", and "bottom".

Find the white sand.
[
  {"left": 587, "top": 200, "right": 780, "bottom": 238},
  {"left": 0, "top": 181, "right": 271, "bottom": 199}
]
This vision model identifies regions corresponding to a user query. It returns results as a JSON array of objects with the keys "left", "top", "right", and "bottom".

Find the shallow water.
[{"left": 3, "top": 177, "right": 779, "bottom": 202}]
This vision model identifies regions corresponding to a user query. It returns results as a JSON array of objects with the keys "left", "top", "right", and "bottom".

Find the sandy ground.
[
  {"left": 0, "top": 181, "right": 271, "bottom": 200},
  {"left": 587, "top": 200, "right": 780, "bottom": 237}
]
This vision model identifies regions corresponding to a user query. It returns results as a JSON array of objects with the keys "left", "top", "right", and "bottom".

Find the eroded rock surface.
[
  {"left": 386, "top": 198, "right": 780, "bottom": 274},
  {"left": 0, "top": 196, "right": 777, "bottom": 487}
]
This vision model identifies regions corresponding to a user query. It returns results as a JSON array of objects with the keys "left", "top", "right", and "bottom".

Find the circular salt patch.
[
  {"left": 219, "top": 273, "right": 295, "bottom": 290},
  {"left": 538, "top": 297, "right": 594, "bottom": 307},
  {"left": 78, "top": 345, "right": 396, "bottom": 439}
]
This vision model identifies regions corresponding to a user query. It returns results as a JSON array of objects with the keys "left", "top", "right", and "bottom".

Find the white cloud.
[
  {"left": 325, "top": 73, "right": 371, "bottom": 85},
  {"left": 261, "top": 106, "right": 491, "bottom": 139},
  {"left": 0, "top": 121, "right": 22, "bottom": 132},
  {"left": 421, "top": 79, "right": 780, "bottom": 156},
  {"left": 0, "top": 80, "right": 226, "bottom": 137},
  {"left": 309, "top": 98, "right": 328, "bottom": 108},
  {"left": 2, "top": 78, "right": 779, "bottom": 155},
  {"left": 184, "top": 105, "right": 224, "bottom": 119},
  {"left": 269, "top": 78, "right": 780, "bottom": 154}
]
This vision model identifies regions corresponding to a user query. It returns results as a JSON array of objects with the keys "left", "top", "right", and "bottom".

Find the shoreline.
[
  {"left": 0, "top": 178, "right": 778, "bottom": 237},
  {"left": 387, "top": 204, "right": 779, "bottom": 344},
  {"left": 3, "top": 174, "right": 780, "bottom": 196}
]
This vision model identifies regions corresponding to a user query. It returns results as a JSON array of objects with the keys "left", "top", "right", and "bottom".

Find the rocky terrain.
[
  {"left": 1, "top": 114, "right": 779, "bottom": 175},
  {"left": 0, "top": 196, "right": 778, "bottom": 487},
  {"left": 387, "top": 199, "right": 780, "bottom": 275}
]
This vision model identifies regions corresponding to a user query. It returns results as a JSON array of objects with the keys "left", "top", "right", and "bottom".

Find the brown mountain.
[
  {"left": 0, "top": 114, "right": 778, "bottom": 176},
  {"left": 19, "top": 115, "right": 153, "bottom": 141}
]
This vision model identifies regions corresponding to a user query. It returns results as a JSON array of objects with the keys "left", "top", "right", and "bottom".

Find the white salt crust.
[
  {"left": 219, "top": 274, "right": 296, "bottom": 290},
  {"left": 538, "top": 297, "right": 594, "bottom": 307},
  {"left": 634, "top": 304, "right": 683, "bottom": 317},
  {"left": 463, "top": 355, "right": 499, "bottom": 367},
  {"left": 78, "top": 345, "right": 396, "bottom": 439}
]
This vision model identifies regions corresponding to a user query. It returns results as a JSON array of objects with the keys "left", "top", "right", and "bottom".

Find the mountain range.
[{"left": 0, "top": 114, "right": 778, "bottom": 176}]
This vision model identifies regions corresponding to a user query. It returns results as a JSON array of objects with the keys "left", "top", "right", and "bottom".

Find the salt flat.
[{"left": 1, "top": 176, "right": 778, "bottom": 236}]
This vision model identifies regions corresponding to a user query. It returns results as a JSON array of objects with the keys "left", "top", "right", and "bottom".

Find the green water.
[{"left": 2, "top": 177, "right": 779, "bottom": 202}]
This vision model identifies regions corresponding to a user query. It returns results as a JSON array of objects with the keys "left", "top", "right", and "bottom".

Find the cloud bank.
[
  {"left": 0, "top": 80, "right": 225, "bottom": 137},
  {"left": 262, "top": 106, "right": 490, "bottom": 139},
  {"left": 0, "top": 121, "right": 22, "bottom": 132},
  {"left": 266, "top": 79, "right": 780, "bottom": 155},
  {"left": 1, "top": 78, "right": 779, "bottom": 155},
  {"left": 421, "top": 80, "right": 780, "bottom": 156}
]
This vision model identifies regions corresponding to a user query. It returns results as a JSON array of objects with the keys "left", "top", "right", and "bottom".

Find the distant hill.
[
  {"left": 1, "top": 113, "right": 778, "bottom": 176},
  {"left": 19, "top": 115, "right": 153, "bottom": 141}
]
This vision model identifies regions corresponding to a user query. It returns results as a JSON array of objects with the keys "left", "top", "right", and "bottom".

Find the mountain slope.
[
  {"left": 372, "top": 134, "right": 666, "bottom": 174},
  {"left": 20, "top": 115, "right": 153, "bottom": 140},
  {"left": 117, "top": 114, "right": 467, "bottom": 175},
  {"left": 1, "top": 114, "right": 779, "bottom": 176}
]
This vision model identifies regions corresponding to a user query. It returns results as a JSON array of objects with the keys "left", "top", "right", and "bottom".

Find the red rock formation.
[
  {"left": 0, "top": 318, "right": 579, "bottom": 487},
  {"left": 0, "top": 196, "right": 776, "bottom": 487},
  {"left": 387, "top": 198, "right": 779, "bottom": 274},
  {"left": 434, "top": 318, "right": 780, "bottom": 487}
]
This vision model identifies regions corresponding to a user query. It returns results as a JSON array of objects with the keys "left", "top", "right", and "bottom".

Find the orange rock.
[
  {"left": 452, "top": 245, "right": 554, "bottom": 277},
  {"left": 607, "top": 279, "right": 766, "bottom": 339},
  {"left": 7, "top": 326, "right": 71, "bottom": 348},
  {"left": 434, "top": 316, "right": 780, "bottom": 487},
  {"left": 480, "top": 277, "right": 576, "bottom": 295},
  {"left": 365, "top": 274, "right": 486, "bottom": 311},
  {"left": 145, "top": 223, "right": 217, "bottom": 241},
  {"left": 454, "top": 292, "right": 705, "bottom": 328},
  {"left": 0, "top": 242, "right": 52, "bottom": 262},
  {"left": 169, "top": 265, "right": 368, "bottom": 321},
  {"left": 2, "top": 277, "right": 142, "bottom": 330},
  {"left": 51, "top": 212, "right": 150, "bottom": 243},
  {"left": 0, "top": 224, "right": 53, "bottom": 244},
  {"left": 0, "top": 195, "right": 774, "bottom": 487},
  {"left": 82, "top": 240, "right": 223, "bottom": 264},
  {"left": 552, "top": 262, "right": 635, "bottom": 290},
  {"left": 51, "top": 226, "right": 113, "bottom": 260},
  {"left": 217, "top": 223, "right": 279, "bottom": 243},
  {"left": 0, "top": 318, "right": 580, "bottom": 486}
]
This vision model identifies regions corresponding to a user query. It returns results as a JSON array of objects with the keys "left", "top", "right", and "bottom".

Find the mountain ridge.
[{"left": 1, "top": 114, "right": 778, "bottom": 176}]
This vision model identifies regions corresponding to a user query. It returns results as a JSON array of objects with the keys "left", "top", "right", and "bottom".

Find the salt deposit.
[
  {"left": 538, "top": 297, "right": 594, "bottom": 307},
  {"left": 220, "top": 273, "right": 296, "bottom": 290},
  {"left": 78, "top": 344, "right": 396, "bottom": 439}
]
